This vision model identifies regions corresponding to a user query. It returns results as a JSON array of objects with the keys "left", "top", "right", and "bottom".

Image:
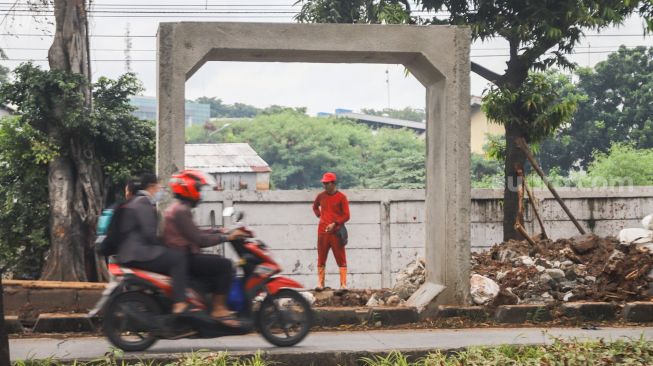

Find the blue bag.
[
  {"left": 96, "top": 209, "right": 114, "bottom": 236},
  {"left": 227, "top": 276, "right": 246, "bottom": 312}
]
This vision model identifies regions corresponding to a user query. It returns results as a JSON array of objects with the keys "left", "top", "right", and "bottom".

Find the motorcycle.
[{"left": 90, "top": 207, "right": 313, "bottom": 352}]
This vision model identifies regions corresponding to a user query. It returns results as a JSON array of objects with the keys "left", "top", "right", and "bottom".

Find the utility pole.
[
  {"left": 385, "top": 68, "right": 390, "bottom": 109},
  {"left": 587, "top": 42, "right": 591, "bottom": 67},
  {"left": 124, "top": 23, "right": 132, "bottom": 73}
]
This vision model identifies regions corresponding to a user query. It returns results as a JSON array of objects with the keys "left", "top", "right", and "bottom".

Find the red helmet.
[
  {"left": 169, "top": 169, "right": 212, "bottom": 202},
  {"left": 320, "top": 172, "right": 337, "bottom": 183}
]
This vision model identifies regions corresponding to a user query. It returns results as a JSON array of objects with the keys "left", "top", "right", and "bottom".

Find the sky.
[{"left": 1, "top": 1, "right": 652, "bottom": 115}]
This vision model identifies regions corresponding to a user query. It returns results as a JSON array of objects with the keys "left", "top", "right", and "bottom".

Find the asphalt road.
[{"left": 10, "top": 326, "right": 653, "bottom": 363}]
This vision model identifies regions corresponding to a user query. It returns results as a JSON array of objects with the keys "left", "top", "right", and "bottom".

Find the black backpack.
[{"left": 95, "top": 203, "right": 127, "bottom": 257}]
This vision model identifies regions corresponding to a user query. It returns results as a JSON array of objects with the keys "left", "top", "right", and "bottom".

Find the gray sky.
[{"left": 1, "top": 1, "right": 652, "bottom": 115}]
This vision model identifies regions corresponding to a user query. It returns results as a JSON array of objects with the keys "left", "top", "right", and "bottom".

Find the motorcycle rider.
[
  {"left": 164, "top": 169, "right": 248, "bottom": 328},
  {"left": 115, "top": 173, "right": 191, "bottom": 317}
]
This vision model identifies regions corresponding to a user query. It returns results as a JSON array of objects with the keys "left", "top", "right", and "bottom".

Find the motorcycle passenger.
[
  {"left": 164, "top": 169, "right": 247, "bottom": 328},
  {"left": 115, "top": 173, "right": 191, "bottom": 316}
]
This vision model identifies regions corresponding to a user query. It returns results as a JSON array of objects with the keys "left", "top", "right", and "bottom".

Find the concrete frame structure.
[{"left": 156, "top": 22, "right": 471, "bottom": 305}]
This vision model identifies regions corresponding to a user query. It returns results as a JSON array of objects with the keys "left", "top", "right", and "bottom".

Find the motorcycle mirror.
[{"left": 222, "top": 207, "right": 235, "bottom": 217}]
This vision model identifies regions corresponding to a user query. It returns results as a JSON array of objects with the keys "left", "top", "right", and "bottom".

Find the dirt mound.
[{"left": 473, "top": 234, "right": 653, "bottom": 304}]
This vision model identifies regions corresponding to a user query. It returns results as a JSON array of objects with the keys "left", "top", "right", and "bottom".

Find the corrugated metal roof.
[{"left": 185, "top": 143, "right": 271, "bottom": 173}]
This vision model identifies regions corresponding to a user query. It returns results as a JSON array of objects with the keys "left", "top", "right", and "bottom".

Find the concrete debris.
[
  {"left": 470, "top": 274, "right": 500, "bottom": 305},
  {"left": 546, "top": 268, "right": 565, "bottom": 280},
  {"left": 366, "top": 294, "right": 381, "bottom": 307},
  {"left": 571, "top": 234, "right": 598, "bottom": 254},
  {"left": 301, "top": 291, "right": 316, "bottom": 305},
  {"left": 643, "top": 214, "right": 653, "bottom": 230},
  {"left": 392, "top": 257, "right": 426, "bottom": 300},
  {"left": 473, "top": 235, "right": 653, "bottom": 304}
]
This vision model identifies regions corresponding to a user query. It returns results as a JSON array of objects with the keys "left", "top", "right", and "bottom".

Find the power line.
[
  {"left": 0, "top": 2, "right": 297, "bottom": 6},
  {"left": 0, "top": 13, "right": 293, "bottom": 18},
  {"left": 2, "top": 44, "right": 644, "bottom": 52},
  {"left": 1, "top": 31, "right": 650, "bottom": 38},
  {"left": 0, "top": 8, "right": 299, "bottom": 14},
  {"left": 2, "top": 47, "right": 156, "bottom": 51},
  {"left": 0, "top": 50, "right": 628, "bottom": 62},
  {"left": 0, "top": 33, "right": 154, "bottom": 37}
]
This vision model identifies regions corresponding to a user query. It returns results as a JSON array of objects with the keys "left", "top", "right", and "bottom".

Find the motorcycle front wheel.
[
  {"left": 256, "top": 289, "right": 313, "bottom": 347},
  {"left": 103, "top": 291, "right": 162, "bottom": 352}
]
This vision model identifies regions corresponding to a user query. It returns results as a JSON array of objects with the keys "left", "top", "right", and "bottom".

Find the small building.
[
  {"left": 0, "top": 104, "right": 16, "bottom": 118},
  {"left": 185, "top": 143, "right": 271, "bottom": 191},
  {"left": 130, "top": 96, "right": 210, "bottom": 127},
  {"left": 470, "top": 95, "right": 504, "bottom": 154}
]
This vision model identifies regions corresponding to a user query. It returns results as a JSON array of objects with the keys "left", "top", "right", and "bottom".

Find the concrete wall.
[{"left": 197, "top": 187, "right": 653, "bottom": 290}]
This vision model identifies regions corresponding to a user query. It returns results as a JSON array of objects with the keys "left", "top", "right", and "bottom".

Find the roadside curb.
[
  {"left": 32, "top": 313, "right": 96, "bottom": 333},
  {"left": 4, "top": 315, "right": 23, "bottom": 334},
  {"left": 623, "top": 302, "right": 653, "bottom": 323},
  {"left": 494, "top": 304, "right": 552, "bottom": 323},
  {"left": 8, "top": 301, "right": 653, "bottom": 334},
  {"left": 561, "top": 302, "right": 618, "bottom": 321}
]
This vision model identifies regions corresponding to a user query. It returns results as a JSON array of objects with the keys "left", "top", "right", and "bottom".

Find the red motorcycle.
[{"left": 91, "top": 208, "right": 313, "bottom": 351}]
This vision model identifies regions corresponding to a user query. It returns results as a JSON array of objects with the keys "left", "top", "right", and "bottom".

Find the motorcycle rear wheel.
[
  {"left": 103, "top": 291, "right": 162, "bottom": 352},
  {"left": 256, "top": 289, "right": 313, "bottom": 347}
]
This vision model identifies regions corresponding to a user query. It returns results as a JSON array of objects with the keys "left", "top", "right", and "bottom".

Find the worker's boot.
[
  {"left": 339, "top": 267, "right": 348, "bottom": 290},
  {"left": 316, "top": 266, "right": 325, "bottom": 291}
]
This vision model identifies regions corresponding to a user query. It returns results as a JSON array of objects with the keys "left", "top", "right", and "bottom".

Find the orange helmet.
[{"left": 168, "top": 170, "right": 213, "bottom": 202}]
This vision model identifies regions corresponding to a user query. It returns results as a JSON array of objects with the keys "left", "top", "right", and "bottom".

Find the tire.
[
  {"left": 103, "top": 291, "right": 162, "bottom": 352},
  {"left": 256, "top": 289, "right": 313, "bottom": 347}
]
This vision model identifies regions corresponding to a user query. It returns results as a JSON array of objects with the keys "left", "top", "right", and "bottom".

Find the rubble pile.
[
  {"left": 312, "top": 257, "right": 425, "bottom": 307},
  {"left": 313, "top": 290, "right": 406, "bottom": 307},
  {"left": 473, "top": 234, "right": 653, "bottom": 304},
  {"left": 312, "top": 234, "right": 653, "bottom": 308}
]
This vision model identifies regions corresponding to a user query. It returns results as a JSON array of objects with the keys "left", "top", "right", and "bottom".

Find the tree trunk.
[
  {"left": 0, "top": 274, "right": 9, "bottom": 366},
  {"left": 41, "top": 156, "right": 88, "bottom": 281},
  {"left": 41, "top": 0, "right": 106, "bottom": 281},
  {"left": 503, "top": 123, "right": 528, "bottom": 241}
]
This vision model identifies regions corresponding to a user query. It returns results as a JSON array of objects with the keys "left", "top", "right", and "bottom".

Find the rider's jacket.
[{"left": 163, "top": 200, "right": 227, "bottom": 254}]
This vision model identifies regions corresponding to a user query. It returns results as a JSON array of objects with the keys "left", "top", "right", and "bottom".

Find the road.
[{"left": 10, "top": 326, "right": 653, "bottom": 362}]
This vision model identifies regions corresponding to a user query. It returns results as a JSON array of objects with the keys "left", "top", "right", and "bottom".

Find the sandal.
[
  {"left": 212, "top": 314, "right": 242, "bottom": 328},
  {"left": 173, "top": 303, "right": 201, "bottom": 317}
]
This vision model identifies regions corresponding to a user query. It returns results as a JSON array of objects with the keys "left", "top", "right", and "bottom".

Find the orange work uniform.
[{"left": 312, "top": 190, "right": 350, "bottom": 270}]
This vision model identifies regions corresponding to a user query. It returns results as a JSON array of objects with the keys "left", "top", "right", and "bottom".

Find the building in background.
[
  {"left": 130, "top": 96, "right": 210, "bottom": 126},
  {"left": 470, "top": 95, "right": 504, "bottom": 154},
  {"left": 185, "top": 143, "right": 271, "bottom": 191},
  {"left": 321, "top": 99, "right": 503, "bottom": 152},
  {"left": 0, "top": 104, "right": 16, "bottom": 118},
  {"left": 321, "top": 108, "right": 426, "bottom": 133}
]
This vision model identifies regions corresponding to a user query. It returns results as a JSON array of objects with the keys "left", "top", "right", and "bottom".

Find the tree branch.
[{"left": 471, "top": 61, "right": 503, "bottom": 86}]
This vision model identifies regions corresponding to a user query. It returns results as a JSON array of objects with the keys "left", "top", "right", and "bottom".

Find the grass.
[
  {"left": 362, "top": 337, "right": 653, "bottom": 365},
  {"left": 12, "top": 338, "right": 653, "bottom": 365},
  {"left": 13, "top": 350, "right": 270, "bottom": 366}
]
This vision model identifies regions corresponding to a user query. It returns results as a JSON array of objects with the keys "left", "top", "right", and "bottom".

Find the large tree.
[
  {"left": 296, "top": 0, "right": 640, "bottom": 240},
  {"left": 540, "top": 46, "right": 653, "bottom": 171},
  {"left": 24, "top": 0, "right": 100, "bottom": 281},
  {"left": 0, "top": 64, "right": 153, "bottom": 282}
]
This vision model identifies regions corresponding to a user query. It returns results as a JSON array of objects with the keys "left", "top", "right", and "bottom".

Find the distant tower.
[{"left": 124, "top": 23, "right": 132, "bottom": 73}]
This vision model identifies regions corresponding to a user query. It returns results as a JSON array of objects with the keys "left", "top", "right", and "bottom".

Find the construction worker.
[{"left": 312, "top": 172, "right": 350, "bottom": 290}]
